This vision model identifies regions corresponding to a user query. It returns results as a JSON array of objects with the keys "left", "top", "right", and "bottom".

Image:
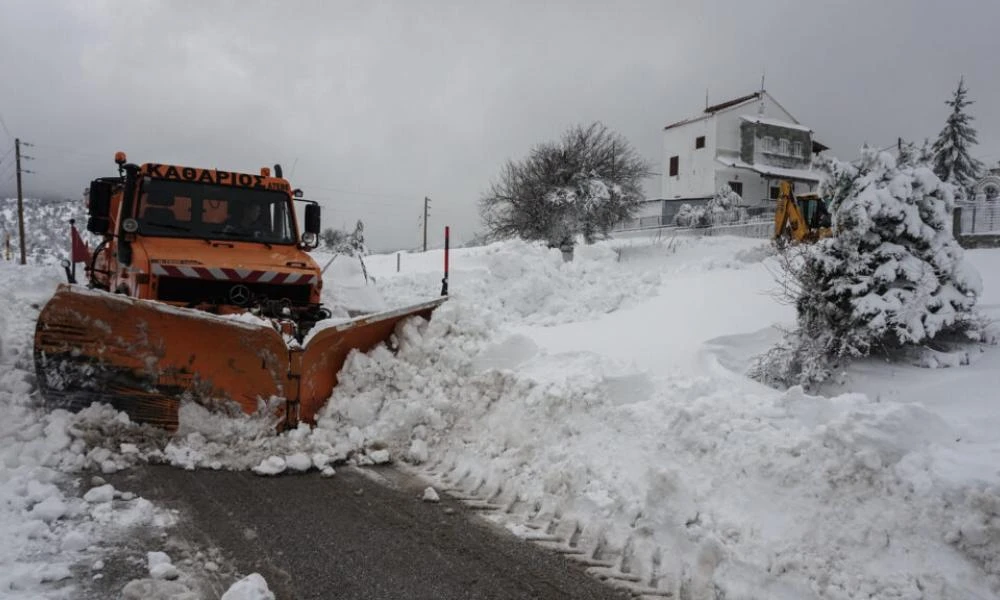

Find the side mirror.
[
  {"left": 87, "top": 180, "right": 113, "bottom": 234},
  {"left": 304, "top": 203, "right": 321, "bottom": 235}
]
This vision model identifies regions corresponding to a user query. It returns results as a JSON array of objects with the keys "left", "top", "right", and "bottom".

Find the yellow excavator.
[{"left": 773, "top": 180, "right": 832, "bottom": 244}]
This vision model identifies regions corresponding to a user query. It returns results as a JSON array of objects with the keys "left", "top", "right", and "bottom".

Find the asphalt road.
[{"left": 99, "top": 465, "right": 631, "bottom": 600}]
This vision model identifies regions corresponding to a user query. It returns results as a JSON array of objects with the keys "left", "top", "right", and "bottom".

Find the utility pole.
[
  {"left": 423, "top": 196, "right": 430, "bottom": 252},
  {"left": 15, "top": 138, "right": 25, "bottom": 265}
]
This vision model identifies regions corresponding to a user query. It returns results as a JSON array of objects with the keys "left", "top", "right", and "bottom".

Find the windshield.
[{"left": 135, "top": 177, "right": 295, "bottom": 244}]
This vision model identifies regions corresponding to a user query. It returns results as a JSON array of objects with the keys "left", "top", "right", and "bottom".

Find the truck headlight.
[{"left": 301, "top": 232, "right": 317, "bottom": 246}]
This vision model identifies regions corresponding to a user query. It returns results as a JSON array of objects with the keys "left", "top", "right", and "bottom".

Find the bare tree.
[{"left": 480, "top": 123, "right": 650, "bottom": 247}]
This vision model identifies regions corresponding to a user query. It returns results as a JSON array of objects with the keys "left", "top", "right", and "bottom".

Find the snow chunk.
[
  {"left": 30, "top": 496, "right": 68, "bottom": 522},
  {"left": 61, "top": 530, "right": 89, "bottom": 552},
  {"left": 222, "top": 573, "right": 275, "bottom": 600},
  {"left": 83, "top": 483, "right": 116, "bottom": 503},
  {"left": 407, "top": 439, "right": 429, "bottom": 464},
  {"left": 422, "top": 487, "right": 440, "bottom": 503},
  {"left": 285, "top": 452, "right": 312, "bottom": 472},
  {"left": 368, "top": 449, "right": 391, "bottom": 464},
  {"left": 252, "top": 456, "right": 287, "bottom": 476},
  {"left": 147, "top": 551, "right": 179, "bottom": 581}
]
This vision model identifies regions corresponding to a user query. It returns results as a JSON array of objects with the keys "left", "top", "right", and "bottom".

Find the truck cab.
[{"left": 85, "top": 153, "right": 330, "bottom": 336}]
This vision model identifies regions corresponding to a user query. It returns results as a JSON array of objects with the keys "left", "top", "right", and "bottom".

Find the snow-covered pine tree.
[
  {"left": 754, "top": 148, "right": 983, "bottom": 386},
  {"left": 932, "top": 78, "right": 984, "bottom": 199}
]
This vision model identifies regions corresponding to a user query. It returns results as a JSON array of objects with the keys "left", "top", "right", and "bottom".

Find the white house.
[{"left": 638, "top": 90, "right": 827, "bottom": 225}]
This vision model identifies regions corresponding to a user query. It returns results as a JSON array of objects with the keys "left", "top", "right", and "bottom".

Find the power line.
[
  {"left": 28, "top": 142, "right": 108, "bottom": 161},
  {"left": 299, "top": 182, "right": 415, "bottom": 203},
  {"left": 0, "top": 113, "right": 11, "bottom": 146},
  {"left": 0, "top": 157, "right": 15, "bottom": 178}
]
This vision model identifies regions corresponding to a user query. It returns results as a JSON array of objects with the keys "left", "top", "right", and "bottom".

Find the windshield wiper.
[{"left": 145, "top": 221, "right": 192, "bottom": 232}]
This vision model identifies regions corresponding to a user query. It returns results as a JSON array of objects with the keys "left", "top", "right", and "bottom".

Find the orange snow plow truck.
[{"left": 34, "top": 153, "right": 446, "bottom": 430}]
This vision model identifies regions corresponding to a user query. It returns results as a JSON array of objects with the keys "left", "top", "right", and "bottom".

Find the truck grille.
[{"left": 157, "top": 276, "right": 312, "bottom": 307}]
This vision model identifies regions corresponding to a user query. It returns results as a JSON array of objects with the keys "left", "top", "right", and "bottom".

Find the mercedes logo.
[{"left": 229, "top": 284, "right": 252, "bottom": 306}]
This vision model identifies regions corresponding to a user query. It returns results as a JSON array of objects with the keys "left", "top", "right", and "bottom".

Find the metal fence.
[
  {"left": 956, "top": 202, "right": 1000, "bottom": 235},
  {"left": 671, "top": 219, "right": 773, "bottom": 239},
  {"left": 614, "top": 207, "right": 775, "bottom": 240}
]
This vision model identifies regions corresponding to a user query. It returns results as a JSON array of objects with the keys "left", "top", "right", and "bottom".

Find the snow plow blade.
[
  {"left": 295, "top": 297, "right": 448, "bottom": 424},
  {"left": 34, "top": 284, "right": 447, "bottom": 430},
  {"left": 34, "top": 284, "right": 291, "bottom": 430}
]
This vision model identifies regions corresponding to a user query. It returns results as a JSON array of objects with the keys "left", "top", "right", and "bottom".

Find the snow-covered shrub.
[
  {"left": 753, "top": 148, "right": 983, "bottom": 386},
  {"left": 321, "top": 220, "right": 368, "bottom": 256},
  {"left": 1, "top": 197, "right": 92, "bottom": 266},
  {"left": 673, "top": 186, "right": 746, "bottom": 228},
  {"left": 673, "top": 202, "right": 703, "bottom": 227},
  {"left": 480, "top": 122, "right": 650, "bottom": 248}
]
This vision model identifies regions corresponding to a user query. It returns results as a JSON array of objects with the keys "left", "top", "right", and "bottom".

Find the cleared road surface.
[{"left": 96, "top": 465, "right": 630, "bottom": 599}]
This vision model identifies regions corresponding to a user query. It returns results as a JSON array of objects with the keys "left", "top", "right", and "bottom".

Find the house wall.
[
  {"left": 635, "top": 199, "right": 664, "bottom": 219},
  {"left": 661, "top": 118, "right": 716, "bottom": 200},
  {"left": 714, "top": 168, "right": 768, "bottom": 206},
  {"left": 715, "top": 109, "right": 747, "bottom": 161}
]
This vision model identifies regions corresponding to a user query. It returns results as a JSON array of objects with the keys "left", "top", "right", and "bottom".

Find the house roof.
[
  {"left": 716, "top": 157, "right": 821, "bottom": 182},
  {"left": 663, "top": 91, "right": 764, "bottom": 131},
  {"left": 705, "top": 92, "right": 761, "bottom": 114}
]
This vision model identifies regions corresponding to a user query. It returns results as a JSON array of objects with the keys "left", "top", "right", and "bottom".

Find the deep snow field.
[{"left": 1, "top": 234, "right": 998, "bottom": 599}]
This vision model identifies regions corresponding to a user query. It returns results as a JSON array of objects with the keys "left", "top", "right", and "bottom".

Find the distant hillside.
[{"left": 0, "top": 197, "right": 89, "bottom": 266}]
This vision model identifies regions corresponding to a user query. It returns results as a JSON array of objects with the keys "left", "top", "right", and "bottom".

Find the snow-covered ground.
[
  {"left": 2, "top": 233, "right": 998, "bottom": 598},
  {"left": 0, "top": 264, "right": 274, "bottom": 599}
]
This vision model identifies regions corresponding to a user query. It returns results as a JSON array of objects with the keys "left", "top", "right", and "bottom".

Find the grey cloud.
[{"left": 1, "top": 0, "right": 997, "bottom": 250}]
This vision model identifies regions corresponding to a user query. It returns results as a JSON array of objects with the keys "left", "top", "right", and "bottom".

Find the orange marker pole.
[{"left": 441, "top": 226, "right": 449, "bottom": 296}]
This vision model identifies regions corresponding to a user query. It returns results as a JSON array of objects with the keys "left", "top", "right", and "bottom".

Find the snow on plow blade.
[
  {"left": 295, "top": 297, "right": 447, "bottom": 424},
  {"left": 34, "top": 284, "right": 447, "bottom": 430}
]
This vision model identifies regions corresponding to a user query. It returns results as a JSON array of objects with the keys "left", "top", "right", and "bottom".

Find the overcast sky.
[{"left": 2, "top": 0, "right": 998, "bottom": 250}]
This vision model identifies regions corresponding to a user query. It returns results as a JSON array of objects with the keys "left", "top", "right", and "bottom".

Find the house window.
[
  {"left": 770, "top": 186, "right": 781, "bottom": 200},
  {"left": 728, "top": 181, "right": 743, "bottom": 196},
  {"left": 792, "top": 141, "right": 803, "bottom": 157},
  {"left": 762, "top": 136, "right": 774, "bottom": 152},
  {"left": 695, "top": 136, "right": 705, "bottom": 149},
  {"left": 669, "top": 156, "right": 679, "bottom": 177},
  {"left": 779, "top": 139, "right": 790, "bottom": 155}
]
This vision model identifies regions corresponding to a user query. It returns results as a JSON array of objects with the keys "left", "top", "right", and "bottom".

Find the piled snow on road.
[
  {"left": 369, "top": 239, "right": 663, "bottom": 325},
  {"left": 0, "top": 262, "right": 272, "bottom": 598},
  {"left": 0, "top": 264, "right": 170, "bottom": 597}
]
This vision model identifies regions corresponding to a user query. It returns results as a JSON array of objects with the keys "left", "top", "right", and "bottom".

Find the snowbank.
[
  {"left": 0, "top": 262, "right": 272, "bottom": 597},
  {"left": 305, "top": 237, "right": 1000, "bottom": 597}
]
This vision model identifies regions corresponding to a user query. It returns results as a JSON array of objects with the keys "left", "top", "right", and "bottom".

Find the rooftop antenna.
[
  {"left": 705, "top": 88, "right": 709, "bottom": 110},
  {"left": 758, "top": 68, "right": 766, "bottom": 115}
]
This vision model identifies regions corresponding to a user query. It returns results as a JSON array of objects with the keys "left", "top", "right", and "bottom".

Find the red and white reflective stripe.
[{"left": 151, "top": 263, "right": 317, "bottom": 285}]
